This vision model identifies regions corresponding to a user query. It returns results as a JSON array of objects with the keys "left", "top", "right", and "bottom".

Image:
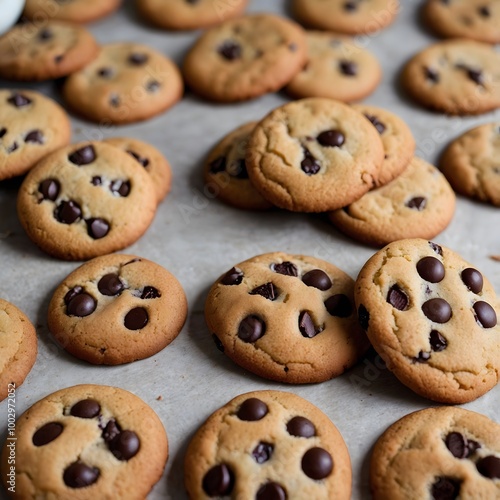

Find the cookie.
[
  {"left": 183, "top": 14, "right": 307, "bottom": 102},
  {"left": 292, "top": 0, "right": 400, "bottom": 34},
  {"left": 0, "top": 299, "right": 37, "bottom": 402},
  {"left": 401, "top": 39, "right": 500, "bottom": 115},
  {"left": 204, "top": 122, "right": 273, "bottom": 211},
  {"left": 246, "top": 98, "right": 384, "bottom": 212},
  {"left": 329, "top": 157, "right": 456, "bottom": 247},
  {"left": 439, "top": 122, "right": 500, "bottom": 207},
  {"left": 17, "top": 141, "right": 157, "bottom": 261},
  {"left": 0, "top": 90, "right": 71, "bottom": 181},
  {"left": 0, "top": 21, "right": 99, "bottom": 81},
  {"left": 103, "top": 137, "right": 172, "bottom": 205},
  {"left": 205, "top": 252, "right": 369, "bottom": 384},
  {"left": 185, "top": 390, "right": 352, "bottom": 499},
  {"left": 422, "top": 0, "right": 500, "bottom": 45},
  {"left": 370, "top": 406, "right": 500, "bottom": 499},
  {"left": 286, "top": 31, "right": 382, "bottom": 103},
  {"left": 63, "top": 42, "right": 183, "bottom": 124},
  {"left": 1, "top": 384, "right": 168, "bottom": 498},
  {"left": 137, "top": 0, "right": 248, "bottom": 30},
  {"left": 354, "top": 238, "right": 500, "bottom": 404},
  {"left": 22, "top": 0, "right": 122, "bottom": 24}
]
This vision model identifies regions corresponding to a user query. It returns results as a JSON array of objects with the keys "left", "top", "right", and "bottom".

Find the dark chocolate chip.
[
  {"left": 25, "top": 129, "right": 44, "bottom": 144},
  {"left": 478, "top": 5, "right": 491, "bottom": 17},
  {"left": 431, "top": 477, "right": 461, "bottom": 500},
  {"left": 461, "top": 268, "right": 483, "bottom": 294},
  {"left": 141, "top": 286, "right": 161, "bottom": 299},
  {"left": 109, "top": 94, "right": 120, "bottom": 107},
  {"left": 238, "top": 315, "right": 266, "bottom": 342},
  {"left": 364, "top": 114, "right": 386, "bottom": 134},
  {"left": 237, "top": 398, "right": 268, "bottom": 421},
  {"left": 227, "top": 159, "right": 248, "bottom": 179},
  {"left": 252, "top": 442, "right": 273, "bottom": 464},
  {"left": 344, "top": 1, "right": 357, "bottom": 11},
  {"left": 109, "top": 430, "right": 140, "bottom": 461},
  {"left": 97, "top": 67, "right": 113, "bottom": 78},
  {"left": 70, "top": 399, "right": 101, "bottom": 419},
  {"left": 68, "top": 145, "right": 96, "bottom": 166},
  {"left": 473, "top": 301, "right": 497, "bottom": 328},
  {"left": 218, "top": 40, "right": 241, "bottom": 60},
  {"left": 7, "top": 93, "right": 31, "bottom": 107},
  {"left": 424, "top": 67, "right": 440, "bottom": 83},
  {"left": 299, "top": 311, "right": 317, "bottom": 338},
  {"left": 339, "top": 60, "right": 357, "bottom": 76},
  {"left": 91, "top": 176, "right": 102, "bottom": 186},
  {"left": 67, "top": 293, "right": 97, "bottom": 317},
  {"left": 324, "top": 294, "right": 352, "bottom": 318},
  {"left": 422, "top": 298, "right": 452, "bottom": 323},
  {"left": 387, "top": 285, "right": 409, "bottom": 311},
  {"left": 146, "top": 80, "right": 160, "bottom": 92},
  {"left": 301, "top": 148, "right": 321, "bottom": 175},
  {"left": 445, "top": 432, "right": 468, "bottom": 459},
  {"left": 467, "top": 440, "right": 481, "bottom": 455},
  {"left": 87, "top": 218, "right": 110, "bottom": 239},
  {"left": 358, "top": 304, "right": 369, "bottom": 330},
  {"left": 127, "top": 150, "right": 149, "bottom": 168},
  {"left": 415, "top": 351, "right": 431, "bottom": 363},
  {"left": 128, "top": 53, "right": 148, "bottom": 65},
  {"left": 302, "top": 269, "right": 332, "bottom": 290},
  {"left": 406, "top": 197, "right": 427, "bottom": 210},
  {"left": 429, "top": 242, "right": 443, "bottom": 255},
  {"left": 32, "top": 422, "right": 63, "bottom": 446},
  {"left": 317, "top": 129, "right": 345, "bottom": 148},
  {"left": 38, "top": 28, "right": 52, "bottom": 40},
  {"left": 287, "top": 416, "right": 315, "bottom": 438},
  {"left": 212, "top": 334, "right": 224, "bottom": 352},
  {"left": 54, "top": 54, "right": 64, "bottom": 64},
  {"left": 0, "top": 128, "right": 6, "bottom": 138},
  {"left": 209, "top": 156, "right": 226, "bottom": 174},
  {"left": 476, "top": 455, "right": 500, "bottom": 479},
  {"left": 430, "top": 330, "right": 447, "bottom": 352},
  {"left": 417, "top": 257, "right": 445, "bottom": 283},
  {"left": 256, "top": 482, "right": 286, "bottom": 500},
  {"left": 289, "top": 43, "right": 297, "bottom": 52},
  {"left": 102, "top": 419, "right": 121, "bottom": 443},
  {"left": 202, "top": 464, "right": 234, "bottom": 496},
  {"left": 273, "top": 262, "right": 298, "bottom": 277},
  {"left": 467, "top": 68, "right": 484, "bottom": 85},
  {"left": 64, "top": 286, "right": 83, "bottom": 305},
  {"left": 63, "top": 462, "right": 100, "bottom": 489},
  {"left": 7, "top": 142, "right": 18, "bottom": 153},
  {"left": 110, "top": 179, "right": 131, "bottom": 197},
  {"left": 250, "top": 282, "right": 277, "bottom": 301},
  {"left": 221, "top": 267, "right": 243, "bottom": 285},
  {"left": 301, "top": 447, "right": 333, "bottom": 480},
  {"left": 38, "top": 179, "right": 60, "bottom": 201},
  {"left": 124, "top": 307, "right": 149, "bottom": 330},
  {"left": 98, "top": 274, "right": 124, "bottom": 296}
]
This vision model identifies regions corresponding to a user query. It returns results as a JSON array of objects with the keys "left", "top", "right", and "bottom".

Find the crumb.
[
  {"left": 490, "top": 255, "right": 500, "bottom": 262},
  {"left": 156, "top": 395, "right": 163, "bottom": 401}
]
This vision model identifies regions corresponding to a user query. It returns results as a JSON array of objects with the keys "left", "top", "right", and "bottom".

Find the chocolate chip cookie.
[
  {"left": 354, "top": 238, "right": 500, "bottom": 404},
  {"left": 185, "top": 390, "right": 352, "bottom": 499}
]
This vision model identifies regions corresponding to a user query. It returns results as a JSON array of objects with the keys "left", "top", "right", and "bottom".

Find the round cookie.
[
  {"left": 370, "top": 406, "right": 500, "bottom": 499},
  {"left": 205, "top": 252, "right": 369, "bottom": 384},
  {"left": 204, "top": 122, "right": 273, "bottom": 211},
  {"left": 0, "top": 299, "right": 37, "bottom": 402},
  {"left": 0, "top": 90, "right": 71, "bottom": 181},
  {"left": 103, "top": 137, "right": 172, "bottom": 205},
  {"left": 401, "top": 39, "right": 500, "bottom": 115},
  {"left": 422, "top": 0, "right": 500, "bottom": 45},
  {"left": 292, "top": 0, "right": 400, "bottom": 34},
  {"left": 63, "top": 43, "right": 183, "bottom": 124},
  {"left": 47, "top": 254, "right": 187, "bottom": 365},
  {"left": 329, "top": 157, "right": 456, "bottom": 247},
  {"left": 354, "top": 238, "right": 500, "bottom": 404},
  {"left": 0, "top": 21, "right": 99, "bottom": 81},
  {"left": 286, "top": 31, "right": 382, "bottom": 103},
  {"left": 246, "top": 98, "right": 384, "bottom": 212},
  {"left": 183, "top": 14, "right": 307, "bottom": 102},
  {"left": 137, "top": 0, "right": 248, "bottom": 30},
  {"left": 1, "top": 384, "right": 168, "bottom": 498},
  {"left": 22, "top": 0, "right": 122, "bottom": 24},
  {"left": 17, "top": 141, "right": 157, "bottom": 261},
  {"left": 439, "top": 123, "right": 500, "bottom": 207},
  {"left": 185, "top": 390, "right": 352, "bottom": 499}
]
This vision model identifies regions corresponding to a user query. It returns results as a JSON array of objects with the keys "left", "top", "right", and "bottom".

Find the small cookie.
[
  {"left": 354, "top": 238, "right": 500, "bottom": 404},
  {"left": 17, "top": 142, "right": 157, "bottom": 261},
  {"left": 422, "top": 0, "right": 500, "bottom": 45},
  {"left": 185, "top": 390, "right": 352, "bottom": 499},
  {"left": 183, "top": 14, "right": 307, "bottom": 102},
  {"left": 137, "top": 0, "right": 248, "bottom": 30},
  {"left": 0, "top": 299, "right": 37, "bottom": 402},
  {"left": 103, "top": 137, "right": 172, "bottom": 205},
  {"left": 205, "top": 252, "right": 369, "bottom": 383},
  {"left": 439, "top": 122, "right": 500, "bottom": 207},
  {"left": 63, "top": 43, "right": 183, "bottom": 124},
  {"left": 292, "top": 0, "right": 400, "bottom": 34},
  {"left": 329, "top": 157, "right": 456, "bottom": 246},
  {"left": 23, "top": 0, "right": 122, "bottom": 24},
  {"left": 0, "top": 21, "right": 99, "bottom": 81},
  {"left": 204, "top": 122, "right": 273, "bottom": 211},
  {"left": 371, "top": 406, "right": 500, "bottom": 499},
  {"left": 1, "top": 384, "right": 168, "bottom": 498},
  {"left": 401, "top": 39, "right": 500, "bottom": 115},
  {"left": 286, "top": 31, "right": 382, "bottom": 103},
  {"left": 246, "top": 98, "right": 384, "bottom": 212},
  {"left": 0, "top": 90, "right": 71, "bottom": 181}
]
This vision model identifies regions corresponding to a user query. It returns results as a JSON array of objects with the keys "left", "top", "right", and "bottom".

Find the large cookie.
[
  {"left": 371, "top": 406, "right": 500, "bottom": 499},
  {"left": 246, "top": 98, "right": 384, "bottom": 212},
  {"left": 184, "top": 390, "right": 352, "bottom": 499},
  {"left": 47, "top": 254, "right": 187, "bottom": 365},
  {"left": 354, "top": 238, "right": 500, "bottom": 404},
  {"left": 0, "top": 384, "right": 168, "bottom": 499},
  {"left": 23, "top": 0, "right": 122, "bottom": 23},
  {"left": 205, "top": 252, "right": 369, "bottom": 383}
]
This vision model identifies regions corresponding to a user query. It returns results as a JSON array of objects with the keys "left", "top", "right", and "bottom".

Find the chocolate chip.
[
  {"left": 461, "top": 268, "right": 483, "bottom": 293},
  {"left": 109, "top": 430, "right": 140, "bottom": 461},
  {"left": 64, "top": 286, "right": 83, "bottom": 305},
  {"left": 202, "top": 464, "right": 234, "bottom": 496},
  {"left": 237, "top": 398, "right": 268, "bottom": 421},
  {"left": 146, "top": 80, "right": 160, "bottom": 92},
  {"left": 32, "top": 422, "right": 63, "bottom": 446},
  {"left": 7, "top": 93, "right": 31, "bottom": 107},
  {"left": 256, "top": 482, "right": 286, "bottom": 500},
  {"left": 287, "top": 416, "right": 315, "bottom": 438},
  {"left": 422, "top": 298, "right": 452, "bottom": 323},
  {"left": 97, "top": 67, "right": 113, "bottom": 78},
  {"left": 38, "top": 28, "right": 52, "bottom": 40},
  {"left": 343, "top": 1, "right": 357, "bottom": 11},
  {"left": 98, "top": 274, "right": 124, "bottom": 296},
  {"left": 289, "top": 43, "right": 297, "bottom": 52},
  {"left": 0, "top": 128, "right": 6, "bottom": 138},
  {"left": 124, "top": 307, "right": 149, "bottom": 330},
  {"left": 252, "top": 442, "right": 273, "bottom": 464},
  {"left": 227, "top": 159, "right": 248, "bottom": 179},
  {"left": 102, "top": 419, "right": 121, "bottom": 443},
  {"left": 417, "top": 257, "right": 445, "bottom": 283},
  {"left": 63, "top": 462, "right": 100, "bottom": 489},
  {"left": 424, "top": 67, "right": 440, "bottom": 83},
  {"left": 429, "top": 242, "right": 443, "bottom": 256},
  {"left": 250, "top": 283, "right": 277, "bottom": 301},
  {"left": 55, "top": 200, "right": 82, "bottom": 224},
  {"left": 128, "top": 53, "right": 148, "bottom": 65},
  {"left": 431, "top": 477, "right": 461, "bottom": 500},
  {"left": 301, "top": 448, "right": 333, "bottom": 480},
  {"left": 430, "top": 330, "right": 447, "bottom": 352},
  {"left": 445, "top": 432, "right": 469, "bottom": 459},
  {"left": 301, "top": 148, "right": 321, "bottom": 175},
  {"left": 212, "top": 334, "right": 224, "bottom": 352},
  {"left": 7, "top": 142, "right": 18, "bottom": 153},
  {"left": 466, "top": 68, "right": 484, "bottom": 85},
  {"left": 364, "top": 114, "right": 386, "bottom": 134},
  {"left": 110, "top": 179, "right": 131, "bottom": 197},
  {"left": 358, "top": 304, "right": 369, "bottom": 330},
  {"left": 302, "top": 269, "right": 332, "bottom": 290},
  {"left": 406, "top": 197, "right": 427, "bottom": 210},
  {"left": 273, "top": 262, "right": 298, "bottom": 276},
  {"left": 218, "top": 40, "right": 241, "bottom": 60},
  {"left": 339, "top": 60, "right": 357, "bottom": 76},
  {"left": 473, "top": 301, "right": 497, "bottom": 328},
  {"left": 54, "top": 54, "right": 64, "bottom": 64},
  {"left": 415, "top": 351, "right": 431, "bottom": 363},
  {"left": 68, "top": 145, "right": 96, "bottom": 166},
  {"left": 141, "top": 286, "right": 161, "bottom": 299},
  {"left": 298, "top": 311, "right": 317, "bottom": 338},
  {"left": 467, "top": 440, "right": 481, "bottom": 455},
  {"left": 25, "top": 129, "right": 44, "bottom": 144},
  {"left": 317, "top": 129, "right": 345, "bottom": 148},
  {"left": 109, "top": 94, "right": 120, "bottom": 107},
  {"left": 87, "top": 218, "right": 110, "bottom": 239},
  {"left": 91, "top": 176, "right": 102, "bottom": 186},
  {"left": 478, "top": 5, "right": 491, "bottom": 17},
  {"left": 67, "top": 293, "right": 97, "bottom": 317},
  {"left": 476, "top": 455, "right": 500, "bottom": 479},
  {"left": 209, "top": 156, "right": 226, "bottom": 174},
  {"left": 324, "top": 294, "right": 352, "bottom": 317},
  {"left": 127, "top": 150, "right": 149, "bottom": 168},
  {"left": 238, "top": 315, "right": 266, "bottom": 342},
  {"left": 387, "top": 285, "right": 409, "bottom": 311},
  {"left": 70, "top": 399, "right": 101, "bottom": 419},
  {"left": 38, "top": 179, "right": 60, "bottom": 201},
  {"left": 221, "top": 267, "right": 243, "bottom": 285}
]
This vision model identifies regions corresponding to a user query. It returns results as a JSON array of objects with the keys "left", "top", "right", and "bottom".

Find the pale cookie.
[
  {"left": 183, "top": 14, "right": 307, "bottom": 102},
  {"left": 63, "top": 42, "right": 183, "bottom": 124},
  {"left": 205, "top": 252, "right": 369, "bottom": 384},
  {"left": 371, "top": 406, "right": 500, "bottom": 500},
  {"left": 47, "top": 254, "right": 187, "bottom": 365},
  {"left": 0, "top": 90, "right": 71, "bottom": 181},
  {"left": 103, "top": 137, "right": 172, "bottom": 205},
  {"left": 246, "top": 98, "right": 384, "bottom": 212},
  {"left": 422, "top": 0, "right": 500, "bottom": 45},
  {"left": 137, "top": 0, "right": 248, "bottom": 30},
  {"left": 204, "top": 122, "right": 273, "bottom": 211},
  {"left": 329, "top": 157, "right": 456, "bottom": 247},
  {"left": 17, "top": 142, "right": 157, "bottom": 261},
  {"left": 0, "top": 21, "right": 99, "bottom": 81},
  {"left": 286, "top": 31, "right": 382, "bottom": 103},
  {"left": 1, "top": 384, "right": 168, "bottom": 499},
  {"left": 0, "top": 299, "right": 37, "bottom": 402},
  {"left": 185, "top": 390, "right": 352, "bottom": 499},
  {"left": 354, "top": 238, "right": 500, "bottom": 404},
  {"left": 439, "top": 122, "right": 500, "bottom": 207},
  {"left": 401, "top": 39, "right": 500, "bottom": 115}
]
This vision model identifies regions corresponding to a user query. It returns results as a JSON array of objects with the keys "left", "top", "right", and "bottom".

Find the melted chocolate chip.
[
  {"left": 91, "top": 176, "right": 102, "bottom": 186},
  {"left": 8, "top": 93, "right": 31, "bottom": 107},
  {"left": 422, "top": 298, "right": 452, "bottom": 323},
  {"left": 54, "top": 54, "right": 64, "bottom": 64},
  {"left": 429, "top": 242, "right": 443, "bottom": 255},
  {"left": 445, "top": 432, "right": 468, "bottom": 459},
  {"left": 7, "top": 142, "right": 18, "bottom": 153},
  {"left": 406, "top": 196, "right": 427, "bottom": 210},
  {"left": 417, "top": 257, "right": 445, "bottom": 283},
  {"left": 256, "top": 482, "right": 286, "bottom": 500},
  {"left": 237, "top": 398, "right": 268, "bottom": 421},
  {"left": 317, "top": 129, "right": 345, "bottom": 148},
  {"left": 102, "top": 420, "right": 121, "bottom": 443},
  {"left": 339, "top": 60, "right": 357, "bottom": 76},
  {"left": 299, "top": 311, "right": 317, "bottom": 338},
  {"left": 202, "top": 464, "right": 234, "bottom": 496},
  {"left": 430, "top": 330, "right": 447, "bottom": 352},
  {"left": 55, "top": 200, "right": 82, "bottom": 224},
  {"left": 63, "top": 462, "right": 100, "bottom": 489},
  {"left": 38, "top": 28, "right": 52, "bottom": 40},
  {"left": 32, "top": 422, "right": 63, "bottom": 446},
  {"left": 218, "top": 40, "right": 241, "bottom": 60},
  {"left": 431, "top": 477, "right": 461, "bottom": 500},
  {"left": 301, "top": 447, "right": 333, "bottom": 480},
  {"left": 0, "top": 128, "right": 6, "bottom": 138},
  {"left": 364, "top": 114, "right": 386, "bottom": 134},
  {"left": 98, "top": 274, "right": 124, "bottom": 296},
  {"left": 324, "top": 294, "right": 352, "bottom": 317},
  {"left": 466, "top": 68, "right": 484, "bottom": 85},
  {"left": 97, "top": 67, "right": 113, "bottom": 78},
  {"left": 273, "top": 262, "right": 298, "bottom": 276},
  {"left": 424, "top": 67, "right": 439, "bottom": 83},
  {"left": 387, "top": 285, "right": 409, "bottom": 311},
  {"left": 124, "top": 307, "right": 149, "bottom": 330},
  {"left": 146, "top": 80, "right": 160, "bottom": 92},
  {"left": 109, "top": 94, "right": 120, "bottom": 107},
  {"left": 68, "top": 145, "right": 96, "bottom": 166},
  {"left": 227, "top": 159, "right": 248, "bottom": 179},
  {"left": 87, "top": 218, "right": 110, "bottom": 239},
  {"left": 109, "top": 430, "right": 140, "bottom": 461},
  {"left": 301, "top": 148, "right": 321, "bottom": 175},
  {"left": 478, "top": 5, "right": 490, "bottom": 17},
  {"left": 358, "top": 304, "right": 370, "bottom": 330},
  {"left": 302, "top": 269, "right": 332, "bottom": 290},
  {"left": 476, "top": 455, "right": 500, "bottom": 479},
  {"left": 415, "top": 351, "right": 431, "bottom": 363},
  {"left": 25, "top": 130, "right": 44, "bottom": 144},
  {"left": 127, "top": 150, "right": 150, "bottom": 168},
  {"left": 70, "top": 399, "right": 101, "bottom": 419},
  {"left": 473, "top": 301, "right": 497, "bottom": 328},
  {"left": 461, "top": 268, "right": 483, "bottom": 294},
  {"left": 344, "top": 1, "right": 357, "bottom": 11},
  {"left": 252, "top": 442, "right": 273, "bottom": 464},
  {"left": 128, "top": 53, "right": 148, "bottom": 65},
  {"left": 287, "top": 416, "right": 315, "bottom": 438},
  {"left": 250, "top": 282, "right": 277, "bottom": 301},
  {"left": 212, "top": 333, "right": 224, "bottom": 352},
  {"left": 67, "top": 293, "right": 97, "bottom": 317},
  {"left": 209, "top": 156, "right": 226, "bottom": 174},
  {"left": 110, "top": 179, "right": 131, "bottom": 197},
  {"left": 238, "top": 315, "right": 266, "bottom": 342},
  {"left": 38, "top": 179, "right": 60, "bottom": 201},
  {"left": 64, "top": 286, "right": 83, "bottom": 305},
  {"left": 141, "top": 286, "right": 161, "bottom": 299},
  {"left": 221, "top": 267, "right": 243, "bottom": 285}
]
